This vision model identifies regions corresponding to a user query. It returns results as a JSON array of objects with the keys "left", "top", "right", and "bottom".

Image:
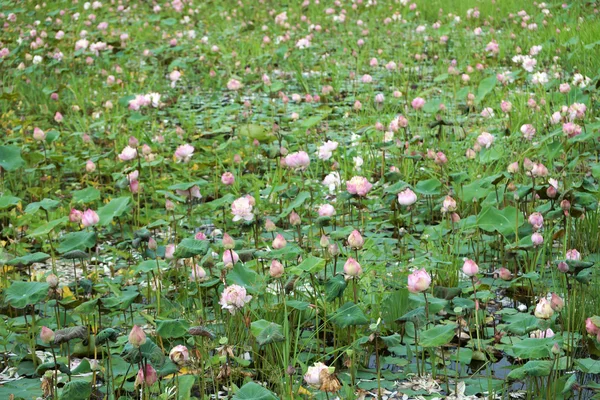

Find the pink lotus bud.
[
  {"left": 46, "top": 273, "right": 59, "bottom": 288},
  {"left": 586, "top": 318, "right": 599, "bottom": 335},
  {"left": 551, "top": 343, "right": 561, "bottom": 355},
  {"left": 165, "top": 199, "right": 175, "bottom": 211},
  {"left": 40, "top": 326, "right": 55, "bottom": 344},
  {"left": 147, "top": 237, "right": 157, "bottom": 250},
  {"left": 169, "top": 345, "right": 189, "bottom": 366},
  {"left": 531, "top": 232, "right": 544, "bottom": 247},
  {"left": 70, "top": 208, "right": 83, "bottom": 223},
  {"left": 397, "top": 188, "right": 417, "bottom": 206},
  {"left": 407, "top": 268, "right": 431, "bottom": 293},
  {"left": 222, "top": 250, "right": 239, "bottom": 266},
  {"left": 129, "top": 180, "right": 139, "bottom": 193},
  {"left": 270, "top": 260, "right": 284, "bottom": 278},
  {"left": 550, "top": 293, "right": 564, "bottom": 312},
  {"left": 411, "top": 97, "right": 426, "bottom": 110},
  {"left": 33, "top": 127, "right": 46, "bottom": 141},
  {"left": 434, "top": 151, "right": 447, "bottom": 165},
  {"left": 265, "top": 218, "right": 277, "bottom": 232},
  {"left": 222, "top": 233, "right": 235, "bottom": 250},
  {"left": 348, "top": 230, "right": 364, "bottom": 249},
  {"left": 289, "top": 211, "right": 301, "bottom": 226},
  {"left": 560, "top": 200, "right": 571, "bottom": 211},
  {"left": 497, "top": 267, "right": 512, "bottom": 281},
  {"left": 546, "top": 185, "right": 557, "bottom": 198},
  {"left": 128, "top": 325, "right": 146, "bottom": 347},
  {"left": 272, "top": 234, "right": 287, "bottom": 249},
  {"left": 462, "top": 259, "right": 479, "bottom": 276},
  {"left": 195, "top": 232, "right": 207, "bottom": 241},
  {"left": 221, "top": 172, "right": 235, "bottom": 186},
  {"left": 54, "top": 112, "right": 63, "bottom": 123},
  {"left": 507, "top": 162, "right": 519, "bottom": 174},
  {"left": 191, "top": 264, "right": 207, "bottom": 281},
  {"left": 135, "top": 364, "right": 157, "bottom": 387},
  {"left": 319, "top": 235, "right": 330, "bottom": 248},
  {"left": 523, "top": 158, "right": 534, "bottom": 171},
  {"left": 343, "top": 257, "right": 362, "bottom": 278},
  {"left": 81, "top": 209, "right": 99, "bottom": 227},
  {"left": 465, "top": 148, "right": 476, "bottom": 159},
  {"left": 557, "top": 261, "right": 569, "bottom": 273},
  {"left": 85, "top": 160, "right": 96, "bottom": 173},
  {"left": 528, "top": 212, "right": 544, "bottom": 231},
  {"left": 165, "top": 244, "right": 175, "bottom": 259},
  {"left": 328, "top": 243, "right": 340, "bottom": 257},
  {"left": 128, "top": 136, "right": 139, "bottom": 147},
  {"left": 534, "top": 298, "right": 554, "bottom": 319}
]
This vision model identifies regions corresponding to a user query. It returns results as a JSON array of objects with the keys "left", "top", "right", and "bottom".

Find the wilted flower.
[
  {"left": 534, "top": 298, "right": 554, "bottom": 319},
  {"left": 304, "top": 362, "right": 329, "bottom": 388},
  {"left": 220, "top": 284, "right": 252, "bottom": 314},
  {"left": 441, "top": 196, "right": 457, "bottom": 213},
  {"left": 169, "top": 345, "right": 189, "bottom": 366}
]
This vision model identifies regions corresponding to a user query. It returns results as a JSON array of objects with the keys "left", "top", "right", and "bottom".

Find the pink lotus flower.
[
  {"left": 476, "top": 132, "right": 494, "bottom": 149},
  {"left": 220, "top": 284, "right": 252, "bottom": 314},
  {"left": 227, "top": 79, "right": 242, "bottom": 90},
  {"left": 318, "top": 204, "right": 336, "bottom": 217},
  {"left": 169, "top": 345, "right": 189, "bottom": 366},
  {"left": 407, "top": 268, "right": 431, "bottom": 293},
  {"left": 176, "top": 185, "right": 201, "bottom": 199},
  {"left": 520, "top": 124, "right": 536, "bottom": 140},
  {"left": 586, "top": 318, "right": 599, "bottom": 335},
  {"left": 221, "top": 172, "right": 235, "bottom": 185},
  {"left": 346, "top": 176, "right": 372, "bottom": 197},
  {"left": 529, "top": 328, "right": 554, "bottom": 339},
  {"left": 462, "top": 259, "right": 479, "bottom": 277},
  {"left": 128, "top": 325, "right": 147, "bottom": 347},
  {"left": 397, "top": 188, "right": 417, "bottom": 206},
  {"left": 566, "top": 249, "right": 580, "bottom": 260},
  {"left": 231, "top": 197, "right": 253, "bottom": 222},
  {"left": 284, "top": 151, "right": 310, "bottom": 169},
  {"left": 81, "top": 209, "right": 99, "bottom": 227},
  {"left": 174, "top": 144, "right": 194, "bottom": 163},
  {"left": 118, "top": 146, "right": 137, "bottom": 161},
  {"left": 317, "top": 141, "right": 338, "bottom": 160},
  {"left": 562, "top": 122, "right": 582, "bottom": 138},
  {"left": 411, "top": 97, "right": 426, "bottom": 110}
]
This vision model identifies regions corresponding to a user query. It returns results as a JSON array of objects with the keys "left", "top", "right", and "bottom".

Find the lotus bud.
[
  {"left": 265, "top": 218, "right": 277, "bottom": 232},
  {"left": 86, "top": 160, "right": 96, "bottom": 173},
  {"left": 222, "top": 233, "right": 235, "bottom": 250},
  {"left": 462, "top": 259, "right": 479, "bottom": 277},
  {"left": 40, "top": 326, "right": 55, "bottom": 344},
  {"left": 289, "top": 211, "right": 301, "bottom": 226},
  {"left": 272, "top": 234, "right": 287, "bottom": 249},
  {"left": 165, "top": 244, "right": 175, "bottom": 259},
  {"left": 135, "top": 364, "right": 157, "bottom": 387},
  {"left": 328, "top": 243, "right": 340, "bottom": 257},
  {"left": 147, "top": 237, "right": 157, "bottom": 250},
  {"left": 557, "top": 261, "right": 569, "bottom": 273},
  {"left": 46, "top": 273, "right": 59, "bottom": 288},
  {"left": 343, "top": 257, "right": 362, "bottom": 278},
  {"left": 128, "top": 325, "right": 147, "bottom": 347},
  {"left": 550, "top": 293, "right": 564, "bottom": 312},
  {"left": 320, "top": 235, "right": 330, "bottom": 248},
  {"left": 497, "top": 267, "right": 512, "bottom": 281},
  {"left": 347, "top": 230, "right": 364, "bottom": 249},
  {"left": 269, "top": 260, "right": 284, "bottom": 278}
]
